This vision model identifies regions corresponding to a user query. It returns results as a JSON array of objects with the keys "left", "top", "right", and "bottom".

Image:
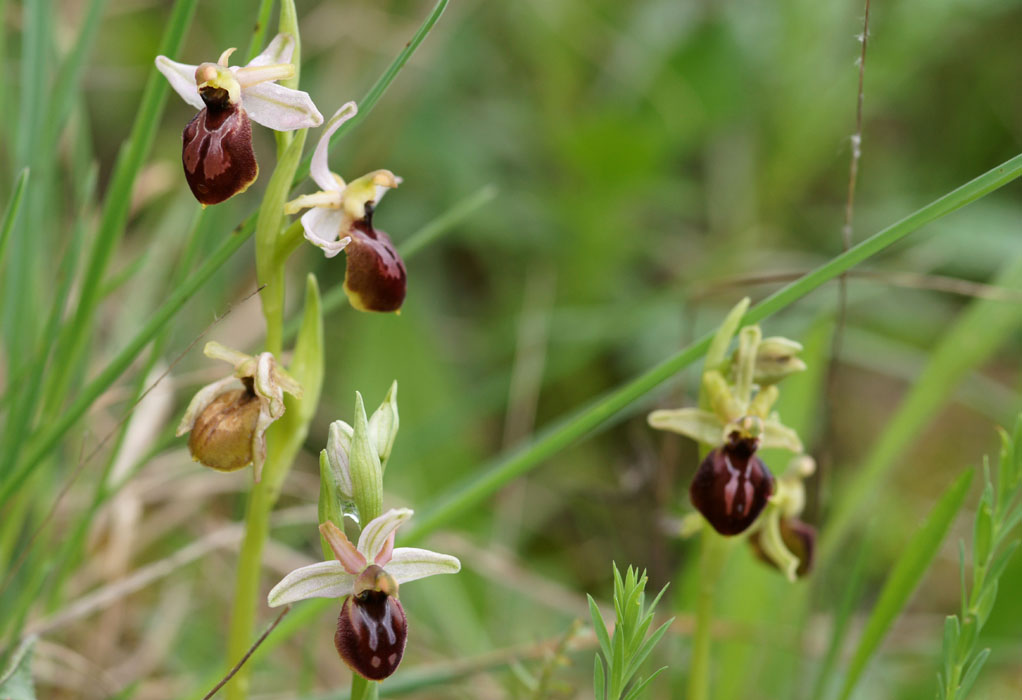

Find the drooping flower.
[
  {"left": 648, "top": 322, "right": 807, "bottom": 536},
  {"left": 176, "top": 342, "right": 302, "bottom": 481},
  {"left": 749, "top": 455, "right": 818, "bottom": 580},
  {"left": 285, "top": 103, "right": 407, "bottom": 313},
  {"left": 267, "top": 509, "right": 460, "bottom": 680},
  {"left": 156, "top": 34, "right": 323, "bottom": 204}
]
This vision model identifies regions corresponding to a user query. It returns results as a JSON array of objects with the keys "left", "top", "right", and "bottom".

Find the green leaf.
[
  {"left": 972, "top": 501, "right": 993, "bottom": 576},
  {"left": 956, "top": 648, "right": 991, "bottom": 699},
  {"left": 594, "top": 655, "right": 606, "bottom": 700},
  {"left": 621, "top": 666, "right": 668, "bottom": 700},
  {"left": 838, "top": 469, "right": 974, "bottom": 700},
  {"left": 942, "top": 616, "right": 959, "bottom": 682},
  {"left": 0, "top": 635, "right": 36, "bottom": 700},
  {"left": 588, "top": 594, "right": 612, "bottom": 661}
]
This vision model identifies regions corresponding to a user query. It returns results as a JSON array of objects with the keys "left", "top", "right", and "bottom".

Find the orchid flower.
[
  {"left": 285, "top": 103, "right": 407, "bottom": 313},
  {"left": 176, "top": 342, "right": 302, "bottom": 482},
  {"left": 267, "top": 508, "right": 460, "bottom": 680},
  {"left": 156, "top": 33, "right": 323, "bottom": 204}
]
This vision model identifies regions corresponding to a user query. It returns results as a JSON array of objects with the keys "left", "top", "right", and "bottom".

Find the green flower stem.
[
  {"left": 227, "top": 276, "right": 323, "bottom": 700},
  {"left": 401, "top": 151, "right": 1022, "bottom": 544},
  {"left": 688, "top": 528, "right": 731, "bottom": 700},
  {"left": 350, "top": 675, "right": 379, "bottom": 700}
]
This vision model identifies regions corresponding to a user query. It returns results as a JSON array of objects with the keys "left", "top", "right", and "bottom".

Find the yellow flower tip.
[
  {"left": 217, "top": 47, "right": 237, "bottom": 67},
  {"left": 371, "top": 170, "right": 400, "bottom": 189}
]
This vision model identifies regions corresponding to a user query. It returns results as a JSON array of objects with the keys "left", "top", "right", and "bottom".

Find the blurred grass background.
[{"left": 1, "top": 0, "right": 1022, "bottom": 698}]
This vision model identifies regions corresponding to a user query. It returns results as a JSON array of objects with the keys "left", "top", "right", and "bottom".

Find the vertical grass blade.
[
  {"left": 42, "top": 0, "right": 199, "bottom": 431},
  {"left": 836, "top": 470, "right": 974, "bottom": 700},
  {"left": 0, "top": 169, "right": 29, "bottom": 278},
  {"left": 0, "top": 219, "right": 255, "bottom": 506}
]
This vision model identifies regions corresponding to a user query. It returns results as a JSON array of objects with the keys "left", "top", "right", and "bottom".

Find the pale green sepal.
[
  {"left": 350, "top": 392, "right": 384, "bottom": 525},
  {"left": 702, "top": 370, "right": 741, "bottom": 424},
  {"left": 705, "top": 297, "right": 750, "bottom": 372},
  {"left": 732, "top": 325, "right": 762, "bottom": 409},
  {"left": 369, "top": 380, "right": 400, "bottom": 470},
  {"left": 647, "top": 408, "right": 723, "bottom": 446},
  {"left": 266, "top": 560, "right": 355, "bottom": 606},
  {"left": 758, "top": 507, "right": 800, "bottom": 583},
  {"left": 0, "top": 635, "right": 36, "bottom": 700},
  {"left": 748, "top": 384, "right": 779, "bottom": 419},
  {"left": 760, "top": 419, "right": 804, "bottom": 453}
]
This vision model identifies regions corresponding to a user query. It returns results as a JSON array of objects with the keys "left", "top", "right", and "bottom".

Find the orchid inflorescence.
[
  {"left": 161, "top": 21, "right": 446, "bottom": 686},
  {"left": 648, "top": 298, "right": 818, "bottom": 580},
  {"left": 156, "top": 34, "right": 408, "bottom": 314},
  {"left": 267, "top": 387, "right": 461, "bottom": 680}
]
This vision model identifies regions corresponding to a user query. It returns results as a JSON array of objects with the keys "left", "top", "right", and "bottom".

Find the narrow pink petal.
[
  {"left": 375, "top": 533, "right": 396, "bottom": 567},
  {"left": 320, "top": 521, "right": 366, "bottom": 574}
]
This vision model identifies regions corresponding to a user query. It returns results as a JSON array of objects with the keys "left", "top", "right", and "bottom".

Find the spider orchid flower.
[
  {"left": 156, "top": 33, "right": 323, "bottom": 204},
  {"left": 176, "top": 342, "right": 302, "bottom": 482},
  {"left": 267, "top": 509, "right": 460, "bottom": 680},
  {"left": 285, "top": 103, "right": 407, "bottom": 313}
]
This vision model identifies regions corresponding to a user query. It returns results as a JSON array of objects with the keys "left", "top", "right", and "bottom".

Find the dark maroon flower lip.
[
  {"left": 690, "top": 432, "right": 775, "bottom": 536},
  {"left": 343, "top": 213, "right": 407, "bottom": 313},
  {"left": 335, "top": 590, "right": 408, "bottom": 680},
  {"left": 182, "top": 104, "right": 259, "bottom": 206}
]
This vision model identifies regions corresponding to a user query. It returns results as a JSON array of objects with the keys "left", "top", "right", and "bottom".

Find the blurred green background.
[{"left": 2, "top": 0, "right": 1022, "bottom": 697}]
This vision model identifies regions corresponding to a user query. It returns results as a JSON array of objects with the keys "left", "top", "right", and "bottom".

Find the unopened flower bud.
[
  {"left": 690, "top": 432, "right": 775, "bottom": 535},
  {"left": 753, "top": 337, "right": 806, "bottom": 386}
]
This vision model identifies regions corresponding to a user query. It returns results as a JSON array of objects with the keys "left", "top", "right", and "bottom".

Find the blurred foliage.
[{"left": 1, "top": 0, "right": 1021, "bottom": 698}]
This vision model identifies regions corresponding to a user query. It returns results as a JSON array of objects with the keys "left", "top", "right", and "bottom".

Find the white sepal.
[
  {"left": 247, "top": 33, "right": 296, "bottom": 68},
  {"left": 301, "top": 208, "right": 350, "bottom": 258},
  {"left": 242, "top": 81, "right": 323, "bottom": 131},
  {"left": 311, "top": 102, "right": 358, "bottom": 191},
  {"left": 357, "top": 508, "right": 413, "bottom": 563},
  {"left": 385, "top": 547, "right": 462, "bottom": 585},
  {"left": 155, "top": 56, "right": 204, "bottom": 110},
  {"left": 266, "top": 560, "right": 356, "bottom": 607}
]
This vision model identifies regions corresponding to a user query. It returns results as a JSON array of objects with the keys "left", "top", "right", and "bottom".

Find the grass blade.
[
  {"left": 836, "top": 470, "right": 974, "bottom": 700},
  {"left": 0, "top": 169, "right": 29, "bottom": 279}
]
